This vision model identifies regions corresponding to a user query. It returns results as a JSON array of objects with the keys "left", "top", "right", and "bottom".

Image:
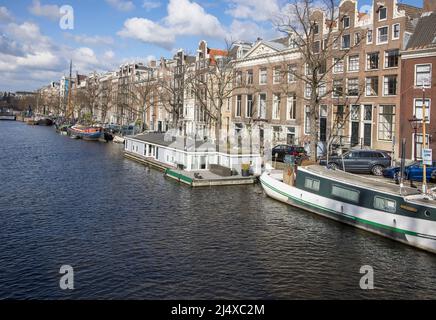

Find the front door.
[
  {"left": 363, "top": 123, "right": 372, "bottom": 147},
  {"left": 351, "top": 122, "right": 360, "bottom": 147}
]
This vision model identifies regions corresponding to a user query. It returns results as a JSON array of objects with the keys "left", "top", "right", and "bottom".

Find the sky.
[{"left": 0, "top": 0, "right": 424, "bottom": 91}]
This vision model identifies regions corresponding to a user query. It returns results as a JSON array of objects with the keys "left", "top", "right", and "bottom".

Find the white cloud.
[
  {"left": 28, "top": 0, "right": 61, "bottom": 21},
  {"left": 229, "top": 20, "right": 276, "bottom": 42},
  {"left": 165, "top": 0, "right": 226, "bottom": 38},
  {"left": 106, "top": 0, "right": 135, "bottom": 12},
  {"left": 226, "top": 0, "right": 280, "bottom": 22},
  {"left": 143, "top": 1, "right": 161, "bottom": 11},
  {"left": 118, "top": 0, "right": 226, "bottom": 49},
  {"left": 65, "top": 34, "right": 114, "bottom": 46},
  {"left": 118, "top": 18, "right": 176, "bottom": 49},
  {"left": 0, "top": 6, "right": 14, "bottom": 23}
]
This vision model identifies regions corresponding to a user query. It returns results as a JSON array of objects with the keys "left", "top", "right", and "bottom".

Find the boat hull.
[
  {"left": 260, "top": 172, "right": 436, "bottom": 254},
  {"left": 67, "top": 127, "right": 103, "bottom": 141},
  {"left": 0, "top": 115, "right": 16, "bottom": 121}
]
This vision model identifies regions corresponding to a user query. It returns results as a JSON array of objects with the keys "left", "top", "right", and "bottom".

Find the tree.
[
  {"left": 274, "top": 0, "right": 365, "bottom": 160},
  {"left": 130, "top": 70, "right": 157, "bottom": 131},
  {"left": 189, "top": 41, "right": 241, "bottom": 152}
]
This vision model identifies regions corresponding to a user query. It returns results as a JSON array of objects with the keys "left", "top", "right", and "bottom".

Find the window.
[
  {"left": 333, "top": 37, "right": 339, "bottom": 49},
  {"left": 377, "top": 26, "right": 388, "bottom": 44},
  {"left": 305, "top": 63, "right": 312, "bottom": 75},
  {"left": 378, "top": 105, "right": 395, "bottom": 141},
  {"left": 347, "top": 78, "right": 359, "bottom": 96},
  {"left": 246, "top": 94, "right": 253, "bottom": 118},
  {"left": 342, "top": 34, "right": 351, "bottom": 49},
  {"left": 287, "top": 93, "right": 297, "bottom": 120},
  {"left": 305, "top": 83, "right": 312, "bottom": 98},
  {"left": 374, "top": 197, "right": 396, "bottom": 213},
  {"left": 289, "top": 38, "right": 298, "bottom": 49},
  {"left": 333, "top": 79, "right": 344, "bottom": 97},
  {"left": 343, "top": 16, "right": 350, "bottom": 29},
  {"left": 354, "top": 32, "right": 361, "bottom": 45},
  {"left": 305, "top": 178, "right": 320, "bottom": 191},
  {"left": 365, "top": 77, "right": 379, "bottom": 96},
  {"left": 414, "top": 98, "right": 431, "bottom": 123},
  {"left": 273, "top": 67, "right": 281, "bottom": 84},
  {"left": 333, "top": 58, "right": 344, "bottom": 73},
  {"left": 393, "top": 24, "right": 400, "bottom": 39},
  {"left": 318, "top": 82, "right": 327, "bottom": 97},
  {"left": 236, "top": 71, "right": 242, "bottom": 85},
  {"left": 259, "top": 68, "right": 267, "bottom": 85},
  {"left": 236, "top": 95, "right": 242, "bottom": 117},
  {"left": 288, "top": 64, "right": 297, "bottom": 82},
  {"left": 379, "top": 6, "right": 387, "bottom": 20},
  {"left": 259, "top": 93, "right": 267, "bottom": 118},
  {"left": 367, "top": 52, "right": 379, "bottom": 70},
  {"left": 273, "top": 94, "right": 281, "bottom": 119},
  {"left": 414, "top": 134, "right": 430, "bottom": 160},
  {"left": 415, "top": 64, "right": 432, "bottom": 87},
  {"left": 348, "top": 55, "right": 360, "bottom": 72},
  {"left": 383, "top": 75, "right": 397, "bottom": 96},
  {"left": 367, "top": 29, "right": 373, "bottom": 44},
  {"left": 331, "top": 185, "right": 360, "bottom": 203},
  {"left": 384, "top": 49, "right": 399, "bottom": 68},
  {"left": 246, "top": 70, "right": 253, "bottom": 85},
  {"left": 305, "top": 105, "right": 311, "bottom": 134},
  {"left": 314, "top": 23, "right": 319, "bottom": 35}
]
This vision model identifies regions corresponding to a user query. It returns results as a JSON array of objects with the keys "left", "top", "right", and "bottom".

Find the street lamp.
[{"left": 409, "top": 115, "right": 421, "bottom": 162}]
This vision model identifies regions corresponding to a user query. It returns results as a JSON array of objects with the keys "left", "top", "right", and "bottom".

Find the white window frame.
[
  {"left": 272, "top": 94, "right": 281, "bottom": 120},
  {"left": 235, "top": 95, "right": 242, "bottom": 117},
  {"left": 377, "top": 26, "right": 389, "bottom": 45},
  {"left": 384, "top": 49, "right": 400, "bottom": 69},
  {"left": 258, "top": 93, "right": 267, "bottom": 118},
  {"left": 413, "top": 98, "right": 431, "bottom": 123},
  {"left": 379, "top": 6, "right": 387, "bottom": 21},
  {"left": 246, "top": 94, "right": 253, "bottom": 118},
  {"left": 347, "top": 78, "right": 359, "bottom": 97},
  {"left": 348, "top": 55, "right": 360, "bottom": 72},
  {"left": 259, "top": 68, "right": 267, "bottom": 85},
  {"left": 414, "top": 63, "right": 432, "bottom": 88},
  {"left": 342, "top": 34, "right": 351, "bottom": 49},
  {"left": 365, "top": 77, "right": 379, "bottom": 97},
  {"left": 392, "top": 23, "right": 400, "bottom": 40},
  {"left": 286, "top": 93, "right": 297, "bottom": 120},
  {"left": 343, "top": 15, "right": 350, "bottom": 29},
  {"left": 378, "top": 105, "right": 396, "bottom": 141},
  {"left": 367, "top": 29, "right": 373, "bottom": 44},
  {"left": 333, "top": 58, "right": 344, "bottom": 74},
  {"left": 366, "top": 52, "right": 379, "bottom": 71},
  {"left": 383, "top": 75, "right": 398, "bottom": 96},
  {"left": 304, "top": 105, "right": 311, "bottom": 134},
  {"left": 273, "top": 67, "right": 281, "bottom": 84}
]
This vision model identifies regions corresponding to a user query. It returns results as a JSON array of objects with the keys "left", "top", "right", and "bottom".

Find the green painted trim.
[
  {"left": 260, "top": 178, "right": 421, "bottom": 238},
  {"left": 166, "top": 169, "right": 193, "bottom": 184}
]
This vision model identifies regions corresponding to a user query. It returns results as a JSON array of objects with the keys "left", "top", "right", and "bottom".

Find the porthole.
[{"left": 424, "top": 210, "right": 431, "bottom": 218}]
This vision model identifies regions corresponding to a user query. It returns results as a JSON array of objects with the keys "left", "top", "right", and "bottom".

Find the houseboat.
[
  {"left": 68, "top": 125, "right": 103, "bottom": 141},
  {"left": 260, "top": 165, "right": 436, "bottom": 254},
  {"left": 0, "top": 108, "right": 16, "bottom": 121}
]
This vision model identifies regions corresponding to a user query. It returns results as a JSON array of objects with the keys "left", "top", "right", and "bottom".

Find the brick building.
[{"left": 400, "top": 7, "right": 436, "bottom": 161}]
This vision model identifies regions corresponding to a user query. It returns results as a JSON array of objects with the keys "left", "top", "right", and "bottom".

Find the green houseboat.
[{"left": 260, "top": 165, "right": 436, "bottom": 254}]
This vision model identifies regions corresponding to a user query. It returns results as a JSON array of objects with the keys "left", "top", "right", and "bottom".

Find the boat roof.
[{"left": 300, "top": 165, "right": 431, "bottom": 202}]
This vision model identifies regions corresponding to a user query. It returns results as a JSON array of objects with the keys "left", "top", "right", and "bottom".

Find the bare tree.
[
  {"left": 130, "top": 72, "right": 157, "bottom": 131},
  {"left": 275, "top": 0, "right": 366, "bottom": 160}
]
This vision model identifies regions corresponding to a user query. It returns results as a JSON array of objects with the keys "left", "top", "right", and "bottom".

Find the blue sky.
[{"left": 0, "top": 0, "right": 424, "bottom": 91}]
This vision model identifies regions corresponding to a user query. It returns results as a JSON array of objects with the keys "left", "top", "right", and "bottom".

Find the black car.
[
  {"left": 319, "top": 150, "right": 391, "bottom": 176},
  {"left": 272, "top": 145, "right": 307, "bottom": 163}
]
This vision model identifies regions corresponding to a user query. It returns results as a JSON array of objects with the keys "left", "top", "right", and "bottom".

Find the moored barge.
[{"left": 260, "top": 165, "right": 436, "bottom": 254}]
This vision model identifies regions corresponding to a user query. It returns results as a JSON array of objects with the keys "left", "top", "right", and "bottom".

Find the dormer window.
[
  {"left": 343, "top": 16, "right": 350, "bottom": 29},
  {"left": 289, "top": 37, "right": 298, "bottom": 49},
  {"left": 379, "top": 6, "right": 387, "bottom": 20}
]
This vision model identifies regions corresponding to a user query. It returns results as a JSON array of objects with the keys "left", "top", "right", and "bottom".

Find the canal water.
[{"left": 0, "top": 121, "right": 435, "bottom": 299}]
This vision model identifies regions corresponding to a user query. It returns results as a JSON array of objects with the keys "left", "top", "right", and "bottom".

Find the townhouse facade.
[{"left": 400, "top": 8, "right": 436, "bottom": 161}]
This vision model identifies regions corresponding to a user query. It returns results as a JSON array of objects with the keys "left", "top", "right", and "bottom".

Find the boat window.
[
  {"left": 331, "top": 185, "right": 360, "bottom": 203},
  {"left": 374, "top": 196, "right": 396, "bottom": 213},
  {"left": 304, "top": 178, "right": 320, "bottom": 191}
]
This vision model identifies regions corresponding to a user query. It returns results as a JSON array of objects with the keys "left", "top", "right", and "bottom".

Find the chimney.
[{"left": 424, "top": 0, "right": 436, "bottom": 12}]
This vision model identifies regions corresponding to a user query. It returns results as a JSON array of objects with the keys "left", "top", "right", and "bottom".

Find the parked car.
[
  {"left": 272, "top": 145, "right": 307, "bottom": 163},
  {"left": 319, "top": 150, "right": 392, "bottom": 176},
  {"left": 431, "top": 170, "right": 436, "bottom": 183},
  {"left": 383, "top": 161, "right": 436, "bottom": 182}
]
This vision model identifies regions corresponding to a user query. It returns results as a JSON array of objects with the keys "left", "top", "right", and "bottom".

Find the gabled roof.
[{"left": 406, "top": 11, "right": 436, "bottom": 50}]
